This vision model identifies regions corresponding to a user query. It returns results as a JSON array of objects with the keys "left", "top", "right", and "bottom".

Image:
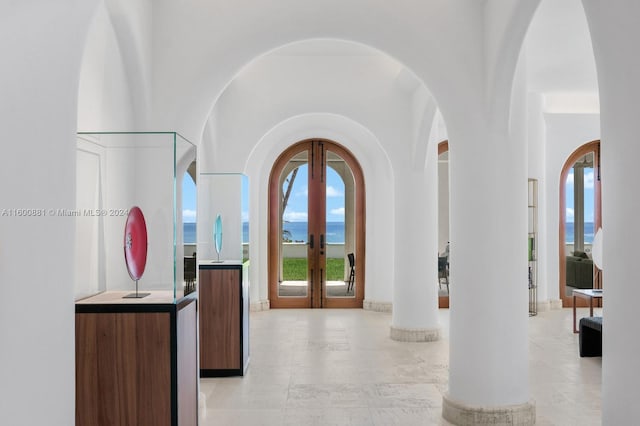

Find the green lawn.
[{"left": 283, "top": 258, "right": 345, "bottom": 281}]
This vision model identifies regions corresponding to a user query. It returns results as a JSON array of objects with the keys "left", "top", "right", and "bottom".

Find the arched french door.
[
  {"left": 559, "top": 140, "right": 602, "bottom": 307},
  {"left": 268, "top": 139, "right": 365, "bottom": 308}
]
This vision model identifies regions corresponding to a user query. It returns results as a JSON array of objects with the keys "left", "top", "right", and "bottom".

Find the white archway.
[{"left": 243, "top": 113, "right": 393, "bottom": 307}]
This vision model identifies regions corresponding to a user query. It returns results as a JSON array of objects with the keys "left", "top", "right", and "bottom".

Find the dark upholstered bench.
[{"left": 579, "top": 316, "right": 602, "bottom": 357}]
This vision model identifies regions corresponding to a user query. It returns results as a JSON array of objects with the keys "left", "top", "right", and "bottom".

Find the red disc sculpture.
[{"left": 123, "top": 206, "right": 150, "bottom": 298}]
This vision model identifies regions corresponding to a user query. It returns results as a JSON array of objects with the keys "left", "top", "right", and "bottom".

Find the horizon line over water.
[
  {"left": 185, "top": 221, "right": 592, "bottom": 244},
  {"left": 184, "top": 221, "right": 593, "bottom": 244},
  {"left": 565, "top": 221, "right": 595, "bottom": 244},
  {"left": 182, "top": 221, "right": 346, "bottom": 244}
]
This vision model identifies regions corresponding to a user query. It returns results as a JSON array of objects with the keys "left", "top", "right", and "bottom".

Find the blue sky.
[
  {"left": 565, "top": 168, "right": 595, "bottom": 223},
  {"left": 181, "top": 170, "right": 343, "bottom": 223},
  {"left": 182, "top": 175, "right": 197, "bottom": 222},
  {"left": 281, "top": 165, "right": 345, "bottom": 223}
]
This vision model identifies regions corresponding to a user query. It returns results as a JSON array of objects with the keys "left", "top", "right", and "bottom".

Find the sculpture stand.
[
  {"left": 211, "top": 241, "right": 223, "bottom": 263},
  {"left": 123, "top": 279, "right": 150, "bottom": 298}
]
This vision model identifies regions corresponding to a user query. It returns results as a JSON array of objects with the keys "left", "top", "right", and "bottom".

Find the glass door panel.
[
  {"left": 325, "top": 149, "right": 355, "bottom": 299},
  {"left": 278, "top": 153, "right": 309, "bottom": 298}
]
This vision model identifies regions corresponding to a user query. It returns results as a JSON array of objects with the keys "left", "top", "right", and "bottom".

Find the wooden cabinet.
[
  {"left": 75, "top": 292, "right": 198, "bottom": 426},
  {"left": 199, "top": 262, "right": 249, "bottom": 376}
]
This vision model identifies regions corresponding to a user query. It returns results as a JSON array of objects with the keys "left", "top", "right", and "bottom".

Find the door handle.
[
  {"left": 320, "top": 234, "right": 325, "bottom": 249},
  {"left": 309, "top": 234, "right": 314, "bottom": 249}
]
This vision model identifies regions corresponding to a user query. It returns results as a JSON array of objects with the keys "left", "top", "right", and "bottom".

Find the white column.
[
  {"left": 599, "top": 106, "right": 640, "bottom": 423},
  {"left": 390, "top": 150, "right": 440, "bottom": 342},
  {"left": 581, "top": 2, "right": 640, "bottom": 422},
  {"left": 443, "top": 124, "right": 534, "bottom": 423}
]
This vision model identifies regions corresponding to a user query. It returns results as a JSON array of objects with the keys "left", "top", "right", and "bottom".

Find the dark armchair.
[
  {"left": 346, "top": 253, "right": 355, "bottom": 294},
  {"left": 566, "top": 254, "right": 593, "bottom": 290}
]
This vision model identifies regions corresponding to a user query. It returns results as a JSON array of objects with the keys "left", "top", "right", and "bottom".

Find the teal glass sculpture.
[{"left": 214, "top": 214, "right": 223, "bottom": 262}]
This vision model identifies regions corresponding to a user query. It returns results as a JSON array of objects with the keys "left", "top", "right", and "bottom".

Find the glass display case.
[
  {"left": 197, "top": 173, "right": 250, "bottom": 376},
  {"left": 74, "top": 132, "right": 196, "bottom": 303},
  {"left": 197, "top": 173, "right": 248, "bottom": 263}
]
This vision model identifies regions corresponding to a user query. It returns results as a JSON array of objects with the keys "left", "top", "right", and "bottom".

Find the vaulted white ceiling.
[{"left": 525, "top": 0, "right": 598, "bottom": 94}]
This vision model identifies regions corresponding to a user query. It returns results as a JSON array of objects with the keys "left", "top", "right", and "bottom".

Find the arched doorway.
[
  {"left": 559, "top": 140, "right": 602, "bottom": 307},
  {"left": 438, "top": 140, "right": 450, "bottom": 308},
  {"left": 268, "top": 139, "right": 365, "bottom": 308}
]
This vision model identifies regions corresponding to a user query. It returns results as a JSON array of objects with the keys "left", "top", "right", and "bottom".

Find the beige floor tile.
[{"left": 199, "top": 308, "right": 602, "bottom": 425}]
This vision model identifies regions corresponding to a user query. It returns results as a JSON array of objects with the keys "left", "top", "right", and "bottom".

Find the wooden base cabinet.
[
  {"left": 75, "top": 293, "right": 198, "bottom": 426},
  {"left": 199, "top": 262, "right": 249, "bottom": 376}
]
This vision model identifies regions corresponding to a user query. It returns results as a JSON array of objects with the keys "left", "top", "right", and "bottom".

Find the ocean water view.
[
  {"left": 185, "top": 221, "right": 591, "bottom": 244},
  {"left": 183, "top": 221, "right": 346, "bottom": 244},
  {"left": 565, "top": 222, "right": 594, "bottom": 244},
  {"left": 281, "top": 221, "right": 345, "bottom": 243}
]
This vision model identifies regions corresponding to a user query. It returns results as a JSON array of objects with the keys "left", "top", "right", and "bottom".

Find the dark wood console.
[
  {"left": 75, "top": 291, "right": 198, "bottom": 426},
  {"left": 199, "top": 261, "right": 249, "bottom": 376}
]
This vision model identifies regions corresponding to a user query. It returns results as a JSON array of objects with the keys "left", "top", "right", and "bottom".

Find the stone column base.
[
  {"left": 389, "top": 325, "right": 440, "bottom": 342},
  {"left": 550, "top": 299, "right": 563, "bottom": 310},
  {"left": 442, "top": 393, "right": 535, "bottom": 426},
  {"left": 250, "top": 300, "right": 270, "bottom": 312},
  {"left": 363, "top": 300, "right": 392, "bottom": 313},
  {"left": 532, "top": 299, "right": 563, "bottom": 313},
  {"left": 536, "top": 300, "right": 552, "bottom": 312}
]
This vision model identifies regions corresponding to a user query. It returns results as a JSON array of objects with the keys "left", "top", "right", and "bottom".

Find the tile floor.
[{"left": 199, "top": 307, "right": 602, "bottom": 425}]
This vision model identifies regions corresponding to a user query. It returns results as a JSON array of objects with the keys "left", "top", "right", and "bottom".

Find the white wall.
[
  {"left": 0, "top": 2, "right": 99, "bottom": 425},
  {"left": 77, "top": 3, "right": 135, "bottom": 131}
]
